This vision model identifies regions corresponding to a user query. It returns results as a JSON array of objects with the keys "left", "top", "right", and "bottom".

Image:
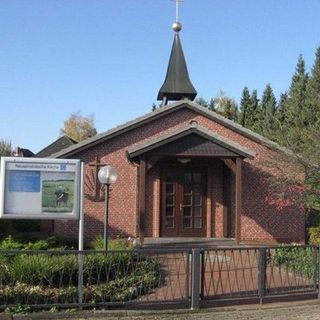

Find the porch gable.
[{"left": 127, "top": 124, "right": 256, "bottom": 160}]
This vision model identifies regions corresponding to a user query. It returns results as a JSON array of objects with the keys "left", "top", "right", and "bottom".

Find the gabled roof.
[
  {"left": 12, "top": 147, "right": 34, "bottom": 158},
  {"left": 36, "top": 135, "right": 77, "bottom": 158},
  {"left": 51, "top": 100, "right": 291, "bottom": 159},
  {"left": 128, "top": 124, "right": 256, "bottom": 159}
]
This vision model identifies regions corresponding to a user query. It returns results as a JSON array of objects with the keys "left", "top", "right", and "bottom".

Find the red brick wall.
[{"left": 55, "top": 106, "right": 305, "bottom": 244}]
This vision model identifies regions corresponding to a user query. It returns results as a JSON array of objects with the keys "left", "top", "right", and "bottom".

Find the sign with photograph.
[{"left": 0, "top": 157, "right": 81, "bottom": 219}]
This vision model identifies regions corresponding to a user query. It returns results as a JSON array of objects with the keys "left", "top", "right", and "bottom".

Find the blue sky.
[{"left": 1, "top": 0, "right": 320, "bottom": 153}]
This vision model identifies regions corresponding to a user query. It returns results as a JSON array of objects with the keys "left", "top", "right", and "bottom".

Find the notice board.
[{"left": 0, "top": 157, "right": 81, "bottom": 219}]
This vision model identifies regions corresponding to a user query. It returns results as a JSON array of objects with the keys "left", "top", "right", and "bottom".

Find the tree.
[
  {"left": 195, "top": 97, "right": 215, "bottom": 111},
  {"left": 303, "top": 48, "right": 320, "bottom": 215},
  {"left": 239, "top": 87, "right": 251, "bottom": 127},
  {"left": 212, "top": 91, "right": 238, "bottom": 120},
  {"left": 305, "top": 47, "right": 320, "bottom": 126},
  {"left": 60, "top": 112, "right": 97, "bottom": 142},
  {"left": 206, "top": 98, "right": 215, "bottom": 111},
  {"left": 286, "top": 55, "right": 309, "bottom": 128},
  {"left": 260, "top": 84, "right": 277, "bottom": 138},
  {"left": 247, "top": 89, "right": 262, "bottom": 133},
  {"left": 0, "top": 139, "right": 12, "bottom": 157},
  {"left": 269, "top": 50, "right": 320, "bottom": 220},
  {"left": 276, "top": 92, "right": 289, "bottom": 124},
  {"left": 195, "top": 97, "right": 209, "bottom": 108},
  {"left": 274, "top": 56, "right": 309, "bottom": 150},
  {"left": 151, "top": 102, "right": 162, "bottom": 111}
]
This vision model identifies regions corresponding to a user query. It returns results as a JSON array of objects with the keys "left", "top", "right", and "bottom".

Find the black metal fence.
[
  {"left": 0, "top": 245, "right": 318, "bottom": 310},
  {"left": 0, "top": 248, "right": 190, "bottom": 310},
  {"left": 201, "top": 245, "right": 318, "bottom": 305}
]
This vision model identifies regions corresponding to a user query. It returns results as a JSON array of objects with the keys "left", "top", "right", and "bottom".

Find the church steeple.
[{"left": 157, "top": 1, "right": 197, "bottom": 105}]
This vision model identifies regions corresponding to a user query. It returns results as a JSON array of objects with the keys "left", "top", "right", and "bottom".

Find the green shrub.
[
  {"left": 90, "top": 236, "right": 129, "bottom": 250},
  {"left": 83, "top": 251, "right": 146, "bottom": 284},
  {"left": 0, "top": 283, "right": 77, "bottom": 305},
  {"left": 308, "top": 227, "right": 320, "bottom": 245},
  {"left": 25, "top": 239, "right": 55, "bottom": 250},
  {"left": 0, "top": 235, "right": 76, "bottom": 251},
  {"left": 306, "top": 209, "right": 320, "bottom": 228},
  {"left": 0, "top": 236, "right": 161, "bottom": 306},
  {"left": 0, "top": 256, "right": 9, "bottom": 283},
  {"left": 3, "top": 250, "right": 159, "bottom": 287},
  {"left": 272, "top": 245, "right": 316, "bottom": 278},
  {"left": 0, "top": 251, "right": 161, "bottom": 305},
  {"left": 0, "top": 261, "right": 159, "bottom": 305},
  {"left": 5, "top": 304, "right": 31, "bottom": 314},
  {"left": 0, "top": 236, "right": 24, "bottom": 250},
  {"left": 9, "top": 254, "right": 78, "bottom": 286}
]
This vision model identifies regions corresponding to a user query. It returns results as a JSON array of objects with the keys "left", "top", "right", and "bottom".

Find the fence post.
[
  {"left": 191, "top": 249, "right": 201, "bottom": 310},
  {"left": 78, "top": 251, "right": 84, "bottom": 307},
  {"left": 318, "top": 246, "right": 320, "bottom": 299},
  {"left": 258, "top": 247, "right": 266, "bottom": 304}
]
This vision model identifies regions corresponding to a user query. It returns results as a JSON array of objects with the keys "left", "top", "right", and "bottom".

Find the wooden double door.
[{"left": 161, "top": 167, "right": 207, "bottom": 237}]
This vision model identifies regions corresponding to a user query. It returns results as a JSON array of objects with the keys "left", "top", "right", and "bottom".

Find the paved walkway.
[
  {"left": 93, "top": 302, "right": 320, "bottom": 320},
  {"left": 83, "top": 302, "right": 320, "bottom": 320},
  {"left": 8, "top": 300, "right": 320, "bottom": 320}
]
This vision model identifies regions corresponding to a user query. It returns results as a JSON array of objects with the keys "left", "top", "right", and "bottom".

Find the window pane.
[
  {"left": 193, "top": 173, "right": 201, "bottom": 183},
  {"left": 166, "top": 206, "right": 174, "bottom": 217},
  {"left": 194, "top": 218, "right": 202, "bottom": 228},
  {"left": 164, "top": 175, "right": 172, "bottom": 182},
  {"left": 166, "top": 183, "right": 174, "bottom": 194},
  {"left": 184, "top": 183, "right": 191, "bottom": 193},
  {"left": 183, "top": 207, "right": 191, "bottom": 217},
  {"left": 193, "top": 184, "right": 201, "bottom": 193},
  {"left": 193, "top": 194, "right": 201, "bottom": 206},
  {"left": 183, "top": 194, "right": 191, "bottom": 205},
  {"left": 184, "top": 173, "right": 192, "bottom": 183},
  {"left": 165, "top": 218, "right": 174, "bottom": 228},
  {"left": 194, "top": 206, "right": 202, "bottom": 217},
  {"left": 183, "top": 218, "right": 191, "bottom": 228},
  {"left": 166, "top": 195, "right": 174, "bottom": 205}
]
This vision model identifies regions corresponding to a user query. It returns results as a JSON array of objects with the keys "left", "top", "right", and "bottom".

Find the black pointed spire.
[{"left": 157, "top": 19, "right": 197, "bottom": 105}]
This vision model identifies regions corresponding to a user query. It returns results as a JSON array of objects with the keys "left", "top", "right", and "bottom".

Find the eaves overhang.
[
  {"left": 51, "top": 100, "right": 291, "bottom": 160},
  {"left": 127, "top": 124, "right": 256, "bottom": 160}
]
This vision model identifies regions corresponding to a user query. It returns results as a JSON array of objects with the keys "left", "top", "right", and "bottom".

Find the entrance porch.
[{"left": 128, "top": 124, "right": 255, "bottom": 244}]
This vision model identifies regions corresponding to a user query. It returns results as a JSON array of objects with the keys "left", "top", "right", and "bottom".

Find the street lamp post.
[{"left": 98, "top": 165, "right": 118, "bottom": 251}]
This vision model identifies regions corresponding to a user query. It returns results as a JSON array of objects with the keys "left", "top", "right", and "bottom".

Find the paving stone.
[{"left": 7, "top": 301, "right": 320, "bottom": 320}]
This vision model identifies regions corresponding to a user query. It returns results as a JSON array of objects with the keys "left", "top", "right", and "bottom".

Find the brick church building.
[{"left": 51, "top": 19, "right": 305, "bottom": 244}]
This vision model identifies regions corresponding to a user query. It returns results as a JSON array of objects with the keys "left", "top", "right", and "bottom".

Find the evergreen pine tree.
[
  {"left": 277, "top": 92, "right": 289, "bottom": 124},
  {"left": 302, "top": 48, "right": 320, "bottom": 215},
  {"left": 239, "top": 87, "right": 251, "bottom": 127},
  {"left": 285, "top": 55, "right": 309, "bottom": 127},
  {"left": 195, "top": 97, "right": 209, "bottom": 108},
  {"left": 248, "top": 89, "right": 262, "bottom": 133},
  {"left": 260, "top": 84, "right": 277, "bottom": 139},
  {"left": 306, "top": 47, "right": 320, "bottom": 125},
  {"left": 208, "top": 98, "right": 215, "bottom": 111},
  {"left": 274, "top": 92, "right": 293, "bottom": 146}
]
